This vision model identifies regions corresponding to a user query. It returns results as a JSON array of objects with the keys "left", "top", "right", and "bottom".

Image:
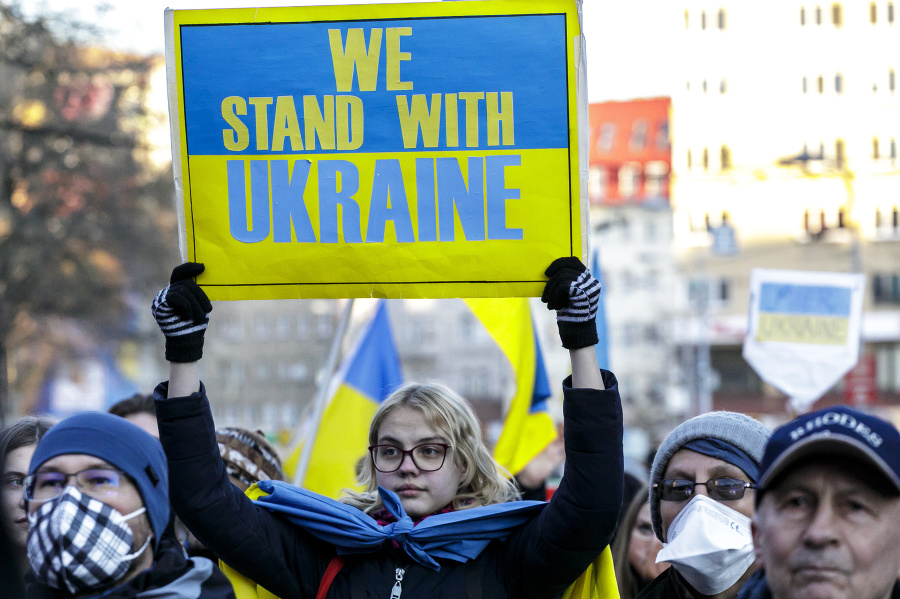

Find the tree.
[{"left": 0, "top": 3, "right": 179, "bottom": 421}]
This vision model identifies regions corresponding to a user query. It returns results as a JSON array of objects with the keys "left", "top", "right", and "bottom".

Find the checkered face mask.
[{"left": 27, "top": 486, "right": 151, "bottom": 595}]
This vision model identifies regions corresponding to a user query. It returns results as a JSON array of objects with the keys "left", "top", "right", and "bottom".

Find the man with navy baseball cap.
[{"left": 740, "top": 405, "right": 900, "bottom": 599}]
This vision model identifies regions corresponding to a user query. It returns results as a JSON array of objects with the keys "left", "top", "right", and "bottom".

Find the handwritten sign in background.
[{"left": 166, "top": 0, "right": 587, "bottom": 299}]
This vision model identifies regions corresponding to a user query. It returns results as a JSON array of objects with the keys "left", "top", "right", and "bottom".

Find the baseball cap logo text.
[{"left": 788, "top": 412, "right": 883, "bottom": 447}]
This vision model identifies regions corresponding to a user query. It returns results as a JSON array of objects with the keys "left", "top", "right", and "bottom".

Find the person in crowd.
[
  {"left": 23, "top": 411, "right": 235, "bottom": 598},
  {"left": 216, "top": 426, "right": 286, "bottom": 492},
  {"left": 150, "top": 258, "right": 623, "bottom": 598},
  {"left": 637, "top": 411, "right": 771, "bottom": 599},
  {"left": 613, "top": 484, "right": 669, "bottom": 599},
  {"left": 109, "top": 391, "right": 215, "bottom": 560},
  {"left": 0, "top": 416, "right": 55, "bottom": 577},
  {"left": 741, "top": 405, "right": 900, "bottom": 599},
  {"left": 109, "top": 392, "right": 159, "bottom": 438}
]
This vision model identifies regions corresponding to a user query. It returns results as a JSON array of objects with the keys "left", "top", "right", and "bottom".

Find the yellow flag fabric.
[
  {"left": 561, "top": 546, "right": 621, "bottom": 599},
  {"left": 464, "top": 298, "right": 558, "bottom": 475},
  {"left": 282, "top": 301, "right": 403, "bottom": 498}
]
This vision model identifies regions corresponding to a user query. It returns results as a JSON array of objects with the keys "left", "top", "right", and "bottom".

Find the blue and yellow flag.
[
  {"left": 756, "top": 283, "right": 852, "bottom": 345},
  {"left": 288, "top": 301, "right": 403, "bottom": 499},
  {"left": 464, "top": 299, "right": 557, "bottom": 476}
]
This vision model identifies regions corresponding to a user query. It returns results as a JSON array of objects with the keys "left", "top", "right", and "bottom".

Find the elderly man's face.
[{"left": 753, "top": 456, "right": 900, "bottom": 599}]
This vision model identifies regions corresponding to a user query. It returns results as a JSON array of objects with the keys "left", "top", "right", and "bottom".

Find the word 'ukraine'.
[{"left": 227, "top": 156, "right": 523, "bottom": 243}]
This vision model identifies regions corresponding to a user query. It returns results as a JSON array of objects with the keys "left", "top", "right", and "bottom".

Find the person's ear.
[{"left": 751, "top": 512, "right": 764, "bottom": 568}]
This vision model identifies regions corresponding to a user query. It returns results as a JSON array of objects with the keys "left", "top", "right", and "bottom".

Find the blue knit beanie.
[
  {"left": 649, "top": 411, "right": 770, "bottom": 542},
  {"left": 29, "top": 412, "right": 169, "bottom": 547}
]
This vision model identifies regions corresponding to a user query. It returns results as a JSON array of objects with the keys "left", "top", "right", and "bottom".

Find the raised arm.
[
  {"left": 150, "top": 263, "right": 326, "bottom": 598},
  {"left": 503, "top": 256, "right": 621, "bottom": 597}
]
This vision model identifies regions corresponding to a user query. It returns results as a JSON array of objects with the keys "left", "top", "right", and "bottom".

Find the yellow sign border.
[{"left": 165, "top": 0, "right": 587, "bottom": 300}]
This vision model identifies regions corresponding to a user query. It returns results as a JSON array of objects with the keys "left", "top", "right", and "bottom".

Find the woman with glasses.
[
  {"left": 636, "top": 412, "right": 771, "bottom": 599},
  {"left": 150, "top": 258, "right": 623, "bottom": 599}
]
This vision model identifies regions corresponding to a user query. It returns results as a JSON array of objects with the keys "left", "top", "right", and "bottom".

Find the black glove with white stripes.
[
  {"left": 151, "top": 262, "right": 212, "bottom": 363},
  {"left": 541, "top": 257, "right": 601, "bottom": 350}
]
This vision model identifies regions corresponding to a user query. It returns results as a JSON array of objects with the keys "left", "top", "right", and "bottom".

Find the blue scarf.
[{"left": 252, "top": 481, "right": 546, "bottom": 570}]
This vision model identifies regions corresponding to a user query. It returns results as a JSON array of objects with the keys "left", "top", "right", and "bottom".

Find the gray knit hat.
[{"left": 649, "top": 411, "right": 770, "bottom": 542}]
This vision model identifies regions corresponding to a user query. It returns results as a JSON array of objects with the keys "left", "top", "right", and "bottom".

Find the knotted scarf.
[{"left": 251, "top": 480, "right": 545, "bottom": 571}]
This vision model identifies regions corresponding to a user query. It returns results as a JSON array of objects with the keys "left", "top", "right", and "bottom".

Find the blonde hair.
[{"left": 340, "top": 382, "right": 520, "bottom": 513}]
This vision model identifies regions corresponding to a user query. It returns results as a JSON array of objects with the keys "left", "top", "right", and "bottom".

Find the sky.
[{"left": 18, "top": 0, "right": 672, "bottom": 103}]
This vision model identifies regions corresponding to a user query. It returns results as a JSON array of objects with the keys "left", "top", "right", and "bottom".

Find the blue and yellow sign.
[
  {"left": 165, "top": 0, "right": 587, "bottom": 300},
  {"left": 756, "top": 283, "right": 852, "bottom": 345}
]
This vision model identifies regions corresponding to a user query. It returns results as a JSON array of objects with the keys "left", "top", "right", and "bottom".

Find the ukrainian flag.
[
  {"left": 292, "top": 301, "right": 404, "bottom": 499},
  {"left": 756, "top": 283, "right": 852, "bottom": 346},
  {"left": 591, "top": 248, "right": 610, "bottom": 371},
  {"left": 465, "top": 299, "right": 557, "bottom": 476}
]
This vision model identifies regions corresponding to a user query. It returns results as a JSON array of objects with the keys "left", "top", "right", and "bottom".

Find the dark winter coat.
[{"left": 154, "top": 372, "right": 624, "bottom": 599}]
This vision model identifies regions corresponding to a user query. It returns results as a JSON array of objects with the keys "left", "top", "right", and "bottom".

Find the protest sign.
[
  {"left": 742, "top": 269, "right": 865, "bottom": 412},
  {"left": 164, "top": 0, "right": 589, "bottom": 300}
]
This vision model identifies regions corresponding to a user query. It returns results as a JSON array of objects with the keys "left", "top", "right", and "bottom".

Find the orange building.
[{"left": 588, "top": 97, "right": 671, "bottom": 206}]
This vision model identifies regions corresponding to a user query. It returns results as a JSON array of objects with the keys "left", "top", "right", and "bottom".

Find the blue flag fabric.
[
  {"left": 253, "top": 480, "right": 545, "bottom": 570},
  {"left": 591, "top": 249, "right": 610, "bottom": 371}
]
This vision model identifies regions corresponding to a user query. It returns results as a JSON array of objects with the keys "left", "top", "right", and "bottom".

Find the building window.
[
  {"left": 655, "top": 119, "right": 670, "bottom": 149},
  {"left": 803, "top": 76, "right": 808, "bottom": 93},
  {"left": 891, "top": 138, "right": 897, "bottom": 159},
  {"left": 315, "top": 314, "right": 332, "bottom": 339},
  {"left": 702, "top": 79, "right": 708, "bottom": 93},
  {"left": 687, "top": 149, "right": 692, "bottom": 169},
  {"left": 703, "top": 147, "right": 709, "bottom": 170},
  {"left": 874, "top": 137, "right": 881, "bottom": 159},
  {"left": 832, "top": 3, "right": 842, "bottom": 25},
  {"left": 835, "top": 73, "right": 843, "bottom": 93},
  {"left": 685, "top": 9, "right": 690, "bottom": 28},
  {"left": 720, "top": 79, "right": 728, "bottom": 94},
  {"left": 836, "top": 139, "right": 846, "bottom": 169},
  {"left": 873, "top": 274, "right": 900, "bottom": 304},
  {"left": 889, "top": 2, "right": 895, "bottom": 22},
  {"left": 597, "top": 122, "right": 616, "bottom": 152},
  {"left": 816, "top": 5, "right": 823, "bottom": 24},
  {"left": 720, "top": 145, "right": 732, "bottom": 170},
  {"left": 890, "top": 69, "right": 896, "bottom": 92},
  {"left": 718, "top": 9, "right": 726, "bottom": 29},
  {"left": 645, "top": 160, "right": 669, "bottom": 197},
  {"left": 275, "top": 314, "right": 291, "bottom": 340},
  {"left": 871, "top": 1, "right": 878, "bottom": 23},
  {"left": 588, "top": 165, "right": 607, "bottom": 201},
  {"left": 629, "top": 119, "right": 648, "bottom": 150},
  {"left": 801, "top": 6, "right": 806, "bottom": 24},
  {"left": 718, "top": 279, "right": 731, "bottom": 303},
  {"left": 817, "top": 75, "right": 824, "bottom": 93},
  {"left": 701, "top": 11, "right": 707, "bottom": 29},
  {"left": 254, "top": 315, "right": 272, "bottom": 340},
  {"left": 619, "top": 163, "right": 641, "bottom": 198}
]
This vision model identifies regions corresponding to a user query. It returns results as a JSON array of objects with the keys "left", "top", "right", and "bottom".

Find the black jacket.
[
  {"left": 25, "top": 532, "right": 236, "bottom": 598},
  {"left": 634, "top": 568, "right": 695, "bottom": 599},
  {"left": 154, "top": 372, "right": 624, "bottom": 599},
  {"left": 736, "top": 569, "right": 900, "bottom": 599}
]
